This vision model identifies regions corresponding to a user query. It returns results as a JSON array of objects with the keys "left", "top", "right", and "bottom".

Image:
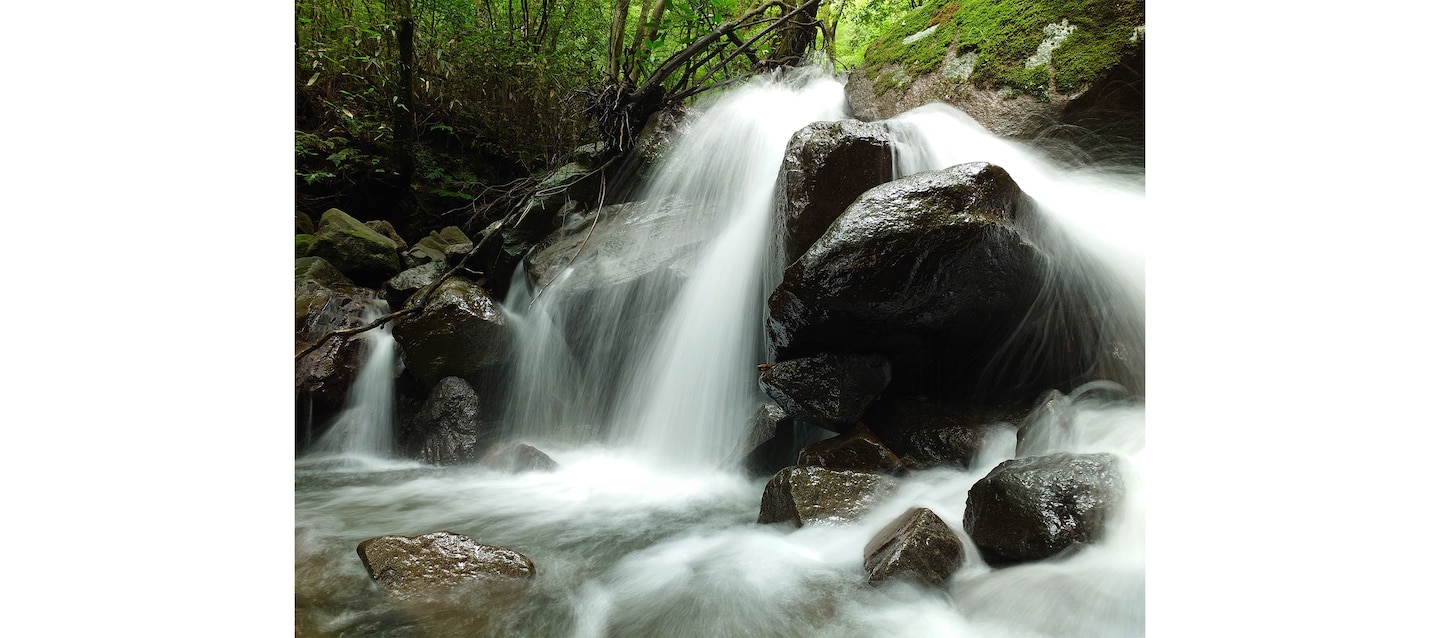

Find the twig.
[{"left": 528, "top": 169, "right": 609, "bottom": 307}]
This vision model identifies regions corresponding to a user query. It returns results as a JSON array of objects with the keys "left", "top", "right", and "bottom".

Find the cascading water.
[
  {"left": 306, "top": 302, "right": 399, "bottom": 459},
  {"left": 296, "top": 69, "right": 1145, "bottom": 638},
  {"left": 503, "top": 71, "right": 848, "bottom": 469}
]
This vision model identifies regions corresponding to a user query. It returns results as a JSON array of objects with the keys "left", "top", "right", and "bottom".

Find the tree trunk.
[
  {"left": 606, "top": 0, "right": 633, "bottom": 82},
  {"left": 394, "top": 2, "right": 416, "bottom": 194}
]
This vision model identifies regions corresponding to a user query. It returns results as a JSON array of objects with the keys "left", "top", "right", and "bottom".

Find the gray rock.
[
  {"left": 407, "top": 377, "right": 483, "bottom": 465},
  {"left": 381, "top": 262, "right": 448, "bottom": 310},
  {"left": 864, "top": 507, "right": 965, "bottom": 585},
  {"left": 479, "top": 442, "right": 558, "bottom": 473},
  {"left": 525, "top": 197, "right": 715, "bottom": 296},
  {"left": 963, "top": 452, "right": 1126, "bottom": 565}
]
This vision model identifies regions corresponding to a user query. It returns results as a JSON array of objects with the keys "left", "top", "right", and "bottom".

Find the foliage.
[{"left": 855, "top": 0, "right": 1143, "bottom": 97}]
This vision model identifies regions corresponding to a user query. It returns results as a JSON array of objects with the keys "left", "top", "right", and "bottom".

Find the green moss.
[
  {"left": 861, "top": 0, "right": 1143, "bottom": 97},
  {"left": 296, "top": 234, "right": 315, "bottom": 257}
]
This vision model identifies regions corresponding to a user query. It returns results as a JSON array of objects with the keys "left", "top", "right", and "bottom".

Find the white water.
[
  {"left": 296, "top": 70, "right": 1145, "bottom": 637},
  {"left": 307, "top": 302, "right": 398, "bottom": 459},
  {"left": 503, "top": 71, "right": 848, "bottom": 470}
]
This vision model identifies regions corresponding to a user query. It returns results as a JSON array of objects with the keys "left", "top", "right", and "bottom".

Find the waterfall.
[
  {"left": 503, "top": 69, "right": 849, "bottom": 470},
  {"left": 308, "top": 302, "right": 398, "bottom": 458}
]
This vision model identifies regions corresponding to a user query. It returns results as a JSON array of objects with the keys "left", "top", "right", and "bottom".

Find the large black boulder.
[
  {"left": 402, "top": 377, "right": 487, "bottom": 465},
  {"left": 766, "top": 162, "right": 1044, "bottom": 401},
  {"left": 777, "top": 120, "right": 894, "bottom": 264},
  {"left": 963, "top": 452, "right": 1126, "bottom": 565},
  {"left": 758, "top": 353, "right": 891, "bottom": 432}
]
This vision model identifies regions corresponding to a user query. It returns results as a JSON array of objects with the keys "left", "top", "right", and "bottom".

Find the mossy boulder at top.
[
  {"left": 848, "top": 0, "right": 1144, "bottom": 164},
  {"left": 391, "top": 277, "right": 509, "bottom": 387},
  {"left": 305, "top": 208, "right": 402, "bottom": 286}
]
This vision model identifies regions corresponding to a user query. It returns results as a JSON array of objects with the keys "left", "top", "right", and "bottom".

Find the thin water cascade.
[
  {"left": 503, "top": 70, "right": 848, "bottom": 470},
  {"left": 307, "top": 301, "right": 398, "bottom": 458}
]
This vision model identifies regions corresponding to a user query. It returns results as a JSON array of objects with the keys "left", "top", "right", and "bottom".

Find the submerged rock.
[
  {"left": 795, "top": 423, "right": 904, "bottom": 474},
  {"left": 479, "top": 442, "right": 558, "bottom": 473},
  {"left": 757, "top": 465, "right": 898, "bottom": 527},
  {"left": 963, "top": 452, "right": 1125, "bottom": 565},
  {"left": 305, "top": 208, "right": 402, "bottom": 286},
  {"left": 864, "top": 507, "right": 965, "bottom": 585},
  {"left": 777, "top": 120, "right": 894, "bottom": 264},
  {"left": 356, "top": 531, "right": 535, "bottom": 600},
  {"left": 406, "top": 377, "right": 484, "bottom": 465},
  {"left": 867, "top": 397, "right": 1026, "bottom": 470},
  {"left": 758, "top": 353, "right": 891, "bottom": 432},
  {"left": 391, "top": 277, "right": 508, "bottom": 387},
  {"left": 767, "top": 162, "right": 1043, "bottom": 401}
]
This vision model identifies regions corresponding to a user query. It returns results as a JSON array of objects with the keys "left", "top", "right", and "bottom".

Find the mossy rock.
[
  {"left": 849, "top": 0, "right": 1144, "bottom": 158},
  {"left": 295, "top": 234, "right": 314, "bottom": 257},
  {"left": 305, "top": 208, "right": 402, "bottom": 286},
  {"left": 404, "top": 226, "right": 472, "bottom": 268},
  {"left": 296, "top": 211, "right": 315, "bottom": 235}
]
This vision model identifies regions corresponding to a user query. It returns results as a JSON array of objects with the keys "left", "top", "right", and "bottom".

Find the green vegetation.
[{"left": 857, "top": 0, "right": 1143, "bottom": 97}]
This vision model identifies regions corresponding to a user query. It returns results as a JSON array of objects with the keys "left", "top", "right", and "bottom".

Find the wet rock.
[
  {"left": 867, "top": 397, "right": 1027, "bottom": 470},
  {"left": 404, "top": 377, "right": 484, "bottom": 465},
  {"left": 758, "top": 353, "right": 891, "bottom": 432},
  {"left": 392, "top": 277, "right": 508, "bottom": 387},
  {"left": 963, "top": 452, "right": 1125, "bottom": 565},
  {"left": 777, "top": 121, "right": 894, "bottom": 263},
  {"left": 403, "top": 226, "right": 471, "bottom": 268},
  {"left": 757, "top": 465, "right": 898, "bottom": 527},
  {"left": 479, "top": 442, "right": 558, "bottom": 473},
  {"left": 381, "top": 262, "right": 448, "bottom": 310},
  {"left": 864, "top": 507, "right": 965, "bottom": 585},
  {"left": 738, "top": 403, "right": 801, "bottom": 477},
  {"left": 767, "top": 162, "right": 1043, "bottom": 401},
  {"left": 295, "top": 257, "right": 380, "bottom": 441},
  {"left": 443, "top": 241, "right": 475, "bottom": 267},
  {"left": 305, "top": 208, "right": 403, "bottom": 286},
  {"left": 795, "top": 423, "right": 904, "bottom": 473},
  {"left": 356, "top": 531, "right": 535, "bottom": 600},
  {"left": 525, "top": 197, "right": 714, "bottom": 296}
]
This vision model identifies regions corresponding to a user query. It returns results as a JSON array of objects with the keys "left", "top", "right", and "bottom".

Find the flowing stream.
[{"left": 296, "top": 70, "right": 1145, "bottom": 637}]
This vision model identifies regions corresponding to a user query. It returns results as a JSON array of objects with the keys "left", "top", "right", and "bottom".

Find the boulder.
[
  {"left": 963, "top": 452, "right": 1125, "bottom": 565},
  {"left": 479, "top": 442, "right": 558, "bottom": 473},
  {"left": 356, "top": 531, "right": 535, "bottom": 600},
  {"left": 365, "top": 219, "right": 409, "bottom": 252},
  {"left": 381, "top": 262, "right": 448, "bottom": 310},
  {"left": 866, "top": 397, "right": 1027, "bottom": 470},
  {"left": 757, "top": 465, "right": 898, "bottom": 527},
  {"left": 795, "top": 423, "right": 904, "bottom": 474},
  {"left": 758, "top": 353, "right": 891, "bottom": 432},
  {"left": 846, "top": 0, "right": 1144, "bottom": 166},
  {"left": 391, "top": 277, "right": 508, "bottom": 387},
  {"left": 305, "top": 208, "right": 403, "bottom": 286},
  {"left": 767, "top": 162, "right": 1043, "bottom": 401},
  {"left": 864, "top": 507, "right": 965, "bottom": 585},
  {"left": 296, "top": 211, "right": 315, "bottom": 235},
  {"left": 295, "top": 234, "right": 314, "bottom": 257},
  {"left": 403, "top": 377, "right": 485, "bottom": 465},
  {"left": 403, "top": 226, "right": 471, "bottom": 268},
  {"left": 525, "top": 197, "right": 714, "bottom": 297},
  {"left": 777, "top": 121, "right": 894, "bottom": 264}
]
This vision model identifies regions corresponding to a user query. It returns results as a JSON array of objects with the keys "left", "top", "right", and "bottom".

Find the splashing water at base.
[{"left": 307, "top": 302, "right": 399, "bottom": 460}]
